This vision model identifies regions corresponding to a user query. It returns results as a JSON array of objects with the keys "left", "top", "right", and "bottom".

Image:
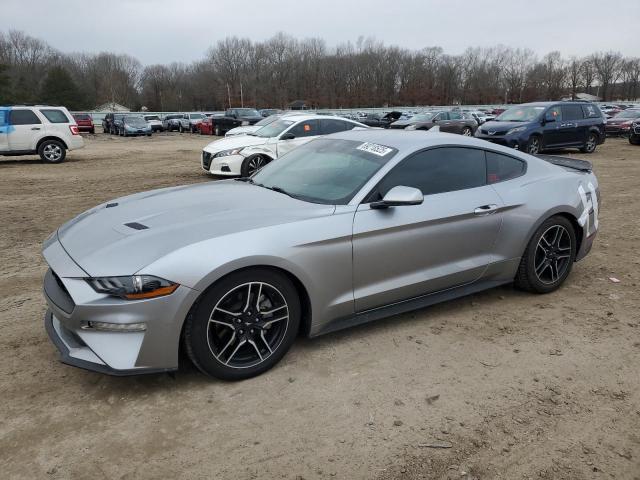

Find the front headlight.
[
  {"left": 507, "top": 126, "right": 526, "bottom": 135},
  {"left": 214, "top": 148, "right": 244, "bottom": 158},
  {"left": 241, "top": 121, "right": 250, "bottom": 126},
  {"left": 86, "top": 275, "right": 179, "bottom": 300}
]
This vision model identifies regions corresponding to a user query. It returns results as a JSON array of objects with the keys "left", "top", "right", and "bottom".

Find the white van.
[{"left": 0, "top": 105, "right": 85, "bottom": 163}]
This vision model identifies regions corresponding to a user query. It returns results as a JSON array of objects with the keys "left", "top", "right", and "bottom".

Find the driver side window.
[{"left": 375, "top": 147, "right": 486, "bottom": 199}]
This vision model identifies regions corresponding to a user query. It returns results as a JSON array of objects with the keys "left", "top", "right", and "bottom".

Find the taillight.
[{"left": 69, "top": 125, "right": 80, "bottom": 135}]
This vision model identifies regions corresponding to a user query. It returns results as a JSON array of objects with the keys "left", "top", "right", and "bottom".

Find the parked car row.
[{"left": 102, "top": 113, "right": 153, "bottom": 136}]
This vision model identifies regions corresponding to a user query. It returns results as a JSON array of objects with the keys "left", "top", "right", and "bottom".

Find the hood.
[
  {"left": 226, "top": 125, "right": 261, "bottom": 137},
  {"left": 607, "top": 117, "right": 636, "bottom": 124},
  {"left": 389, "top": 119, "right": 412, "bottom": 128},
  {"left": 56, "top": 181, "right": 335, "bottom": 277},
  {"left": 203, "top": 134, "right": 268, "bottom": 154}
]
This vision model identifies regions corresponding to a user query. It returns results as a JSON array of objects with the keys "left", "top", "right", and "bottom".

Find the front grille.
[
  {"left": 481, "top": 129, "right": 508, "bottom": 136},
  {"left": 633, "top": 125, "right": 640, "bottom": 134},
  {"left": 202, "top": 151, "right": 212, "bottom": 170},
  {"left": 389, "top": 124, "right": 406, "bottom": 129}
]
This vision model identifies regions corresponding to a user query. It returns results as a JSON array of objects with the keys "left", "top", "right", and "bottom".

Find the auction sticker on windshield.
[{"left": 357, "top": 142, "right": 394, "bottom": 157}]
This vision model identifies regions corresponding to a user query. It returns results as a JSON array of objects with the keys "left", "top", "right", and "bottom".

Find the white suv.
[
  {"left": 0, "top": 105, "right": 85, "bottom": 163},
  {"left": 202, "top": 114, "right": 368, "bottom": 177}
]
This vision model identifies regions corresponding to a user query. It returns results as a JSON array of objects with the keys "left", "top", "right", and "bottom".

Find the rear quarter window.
[
  {"left": 486, "top": 151, "right": 526, "bottom": 184},
  {"left": 582, "top": 104, "right": 602, "bottom": 118},
  {"left": 40, "top": 109, "right": 70, "bottom": 123}
]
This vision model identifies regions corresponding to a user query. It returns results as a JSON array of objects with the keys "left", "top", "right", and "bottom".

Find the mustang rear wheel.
[
  {"left": 184, "top": 269, "right": 300, "bottom": 380},
  {"left": 515, "top": 216, "right": 576, "bottom": 293}
]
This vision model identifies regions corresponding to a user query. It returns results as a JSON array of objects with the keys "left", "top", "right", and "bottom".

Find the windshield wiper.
[{"left": 254, "top": 183, "right": 298, "bottom": 199}]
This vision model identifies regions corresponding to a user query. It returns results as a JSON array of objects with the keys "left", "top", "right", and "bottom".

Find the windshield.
[
  {"left": 145, "top": 115, "right": 160, "bottom": 121},
  {"left": 255, "top": 115, "right": 280, "bottom": 127},
  {"left": 251, "top": 138, "right": 398, "bottom": 205},
  {"left": 496, "top": 106, "right": 545, "bottom": 122},
  {"left": 190, "top": 113, "right": 205, "bottom": 119},
  {"left": 409, "top": 113, "right": 436, "bottom": 122},
  {"left": 614, "top": 109, "right": 640, "bottom": 119},
  {"left": 125, "top": 116, "right": 147, "bottom": 127},
  {"left": 235, "top": 109, "right": 260, "bottom": 117},
  {"left": 253, "top": 119, "right": 295, "bottom": 138}
]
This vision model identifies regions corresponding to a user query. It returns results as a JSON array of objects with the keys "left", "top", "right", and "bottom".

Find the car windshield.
[
  {"left": 496, "top": 106, "right": 545, "bottom": 122},
  {"left": 125, "top": 116, "right": 147, "bottom": 127},
  {"left": 410, "top": 113, "right": 436, "bottom": 122},
  {"left": 251, "top": 138, "right": 398, "bottom": 205},
  {"left": 614, "top": 109, "right": 640, "bottom": 119},
  {"left": 235, "top": 109, "right": 260, "bottom": 116},
  {"left": 190, "top": 114, "right": 205, "bottom": 119},
  {"left": 145, "top": 115, "right": 160, "bottom": 121},
  {"left": 255, "top": 115, "right": 280, "bottom": 127},
  {"left": 253, "top": 119, "right": 295, "bottom": 138}
]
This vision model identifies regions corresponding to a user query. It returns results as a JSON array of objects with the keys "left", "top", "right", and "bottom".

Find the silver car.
[{"left": 43, "top": 130, "right": 600, "bottom": 380}]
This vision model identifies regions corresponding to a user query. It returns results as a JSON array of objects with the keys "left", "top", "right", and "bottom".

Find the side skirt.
[{"left": 311, "top": 279, "right": 511, "bottom": 338}]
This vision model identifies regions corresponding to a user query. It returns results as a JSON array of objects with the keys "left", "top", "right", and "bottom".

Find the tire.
[
  {"left": 90, "top": 128, "right": 95, "bottom": 134},
  {"left": 179, "top": 124, "right": 184, "bottom": 133},
  {"left": 215, "top": 125, "right": 221, "bottom": 136},
  {"left": 38, "top": 140, "right": 66, "bottom": 164},
  {"left": 514, "top": 215, "right": 577, "bottom": 294},
  {"left": 183, "top": 268, "right": 301, "bottom": 380},
  {"left": 525, "top": 135, "right": 542, "bottom": 155},
  {"left": 461, "top": 126, "right": 473, "bottom": 137},
  {"left": 579, "top": 132, "right": 598, "bottom": 153},
  {"left": 241, "top": 154, "right": 270, "bottom": 177},
  {"left": 629, "top": 134, "right": 640, "bottom": 145}
]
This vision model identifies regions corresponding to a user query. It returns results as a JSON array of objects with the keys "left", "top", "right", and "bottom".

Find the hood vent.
[{"left": 124, "top": 222, "right": 149, "bottom": 230}]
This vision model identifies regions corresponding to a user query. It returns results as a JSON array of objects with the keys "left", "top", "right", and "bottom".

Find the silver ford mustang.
[{"left": 42, "top": 130, "right": 600, "bottom": 380}]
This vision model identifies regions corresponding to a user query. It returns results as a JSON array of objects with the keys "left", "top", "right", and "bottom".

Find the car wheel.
[
  {"left": 38, "top": 140, "right": 66, "bottom": 164},
  {"left": 630, "top": 134, "right": 640, "bottom": 145},
  {"left": 215, "top": 125, "right": 221, "bottom": 136},
  {"left": 461, "top": 126, "right": 473, "bottom": 136},
  {"left": 179, "top": 124, "right": 184, "bottom": 133},
  {"left": 183, "top": 268, "right": 301, "bottom": 380},
  {"left": 525, "top": 135, "right": 541, "bottom": 155},
  {"left": 579, "top": 133, "right": 598, "bottom": 153},
  {"left": 515, "top": 215, "right": 576, "bottom": 294},
  {"left": 90, "top": 128, "right": 95, "bottom": 134},
  {"left": 241, "top": 154, "right": 270, "bottom": 177}
]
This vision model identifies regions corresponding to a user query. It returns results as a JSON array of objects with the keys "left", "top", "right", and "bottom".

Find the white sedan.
[{"left": 202, "top": 114, "right": 368, "bottom": 177}]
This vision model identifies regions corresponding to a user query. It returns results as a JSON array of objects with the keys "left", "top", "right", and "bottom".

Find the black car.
[
  {"left": 102, "top": 113, "right": 116, "bottom": 134},
  {"left": 630, "top": 119, "right": 640, "bottom": 145},
  {"left": 210, "top": 108, "right": 264, "bottom": 136},
  {"left": 475, "top": 101, "right": 605, "bottom": 154},
  {"left": 360, "top": 111, "right": 402, "bottom": 128}
]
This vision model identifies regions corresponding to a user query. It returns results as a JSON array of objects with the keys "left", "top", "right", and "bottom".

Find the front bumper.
[
  {"left": 475, "top": 133, "right": 522, "bottom": 149},
  {"left": 201, "top": 151, "right": 243, "bottom": 176},
  {"left": 42, "top": 238, "right": 199, "bottom": 375}
]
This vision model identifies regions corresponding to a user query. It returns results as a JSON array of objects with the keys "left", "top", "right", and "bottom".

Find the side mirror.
[
  {"left": 280, "top": 132, "right": 296, "bottom": 140},
  {"left": 370, "top": 186, "right": 424, "bottom": 209}
]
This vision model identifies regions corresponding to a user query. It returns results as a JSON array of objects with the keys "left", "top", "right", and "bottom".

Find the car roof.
[
  {"left": 328, "top": 129, "right": 515, "bottom": 155},
  {"left": 282, "top": 113, "right": 364, "bottom": 123}
]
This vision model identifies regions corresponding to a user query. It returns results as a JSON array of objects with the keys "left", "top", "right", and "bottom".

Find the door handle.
[
  {"left": 474, "top": 204, "right": 498, "bottom": 215},
  {"left": 31, "top": 127, "right": 41, "bottom": 130}
]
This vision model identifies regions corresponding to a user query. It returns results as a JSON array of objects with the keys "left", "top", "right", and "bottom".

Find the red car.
[
  {"left": 72, "top": 113, "right": 95, "bottom": 134},
  {"left": 199, "top": 116, "right": 214, "bottom": 135}
]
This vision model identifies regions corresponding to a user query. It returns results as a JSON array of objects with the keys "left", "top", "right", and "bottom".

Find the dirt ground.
[{"left": 1, "top": 131, "right": 639, "bottom": 480}]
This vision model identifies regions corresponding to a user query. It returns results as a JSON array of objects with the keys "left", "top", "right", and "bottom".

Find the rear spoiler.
[{"left": 535, "top": 155, "right": 593, "bottom": 172}]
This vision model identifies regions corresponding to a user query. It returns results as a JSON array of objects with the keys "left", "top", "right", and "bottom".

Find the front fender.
[{"left": 241, "top": 144, "right": 277, "bottom": 159}]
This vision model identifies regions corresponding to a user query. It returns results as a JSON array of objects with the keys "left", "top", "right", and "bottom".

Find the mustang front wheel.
[{"left": 184, "top": 269, "right": 300, "bottom": 380}]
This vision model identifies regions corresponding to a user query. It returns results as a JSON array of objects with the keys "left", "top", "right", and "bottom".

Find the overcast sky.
[{"left": 2, "top": 0, "right": 638, "bottom": 65}]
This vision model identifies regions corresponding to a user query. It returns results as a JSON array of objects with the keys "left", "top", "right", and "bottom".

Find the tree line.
[{"left": 0, "top": 30, "right": 638, "bottom": 111}]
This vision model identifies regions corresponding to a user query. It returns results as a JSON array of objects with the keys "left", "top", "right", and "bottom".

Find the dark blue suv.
[{"left": 475, "top": 101, "right": 606, "bottom": 155}]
